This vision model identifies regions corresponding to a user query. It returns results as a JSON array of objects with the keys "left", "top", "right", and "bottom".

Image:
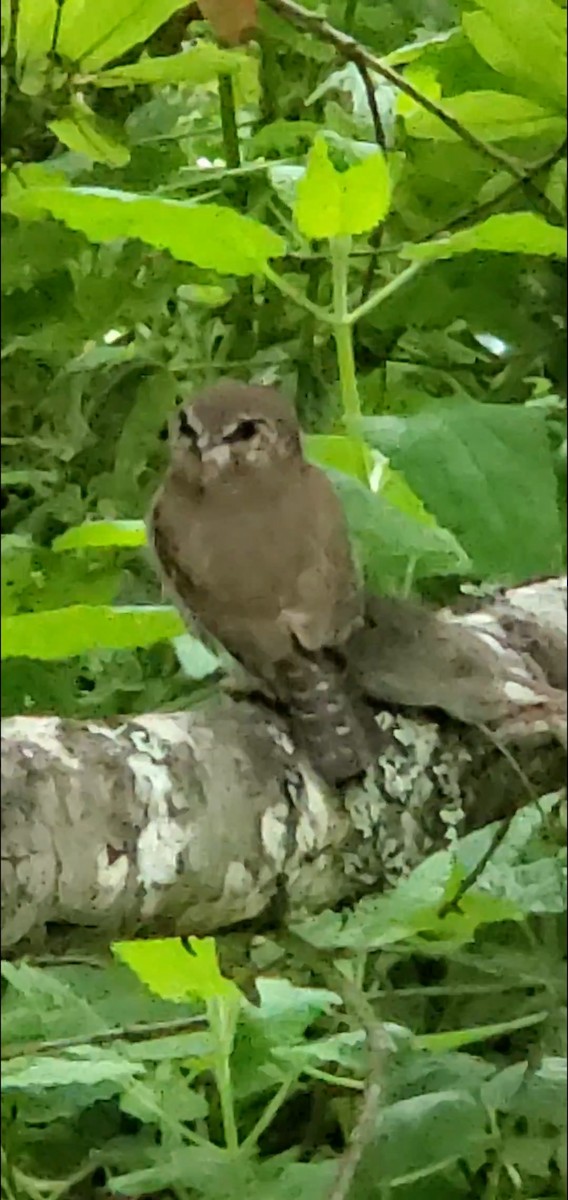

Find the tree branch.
[
  {"left": 2, "top": 579, "right": 565, "bottom": 958},
  {"left": 261, "top": 0, "right": 562, "bottom": 221}
]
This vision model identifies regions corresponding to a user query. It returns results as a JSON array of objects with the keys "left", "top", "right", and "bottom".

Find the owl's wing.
[{"left": 281, "top": 464, "right": 363, "bottom": 653}]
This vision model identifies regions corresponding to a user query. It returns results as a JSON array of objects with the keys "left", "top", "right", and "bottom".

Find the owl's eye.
[
  {"left": 223, "top": 418, "right": 261, "bottom": 444},
  {"left": 178, "top": 410, "right": 199, "bottom": 442}
]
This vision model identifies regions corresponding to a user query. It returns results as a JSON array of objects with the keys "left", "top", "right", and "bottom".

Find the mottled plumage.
[{"left": 148, "top": 380, "right": 373, "bottom": 785}]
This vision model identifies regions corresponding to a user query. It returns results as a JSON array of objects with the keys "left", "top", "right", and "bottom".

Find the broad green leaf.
[
  {"left": 2, "top": 1053, "right": 141, "bottom": 1092},
  {"left": 367, "top": 1090, "right": 490, "bottom": 1185},
  {"left": 48, "top": 99, "right": 130, "bottom": 167},
  {"left": 405, "top": 90, "right": 565, "bottom": 142},
  {"left": 294, "top": 137, "right": 391, "bottom": 238},
  {"left": 330, "top": 470, "right": 471, "bottom": 588},
  {"left": 95, "top": 43, "right": 250, "bottom": 87},
  {"left": 13, "top": 187, "right": 285, "bottom": 275},
  {"left": 381, "top": 29, "right": 459, "bottom": 67},
  {"left": 462, "top": 0, "right": 566, "bottom": 112},
  {"left": 401, "top": 213, "right": 567, "bottom": 262},
  {"left": 361, "top": 404, "right": 563, "bottom": 581},
  {"left": 294, "top": 137, "right": 341, "bottom": 238},
  {"left": 52, "top": 520, "right": 147, "bottom": 552},
  {"left": 57, "top": 0, "right": 189, "bottom": 72},
  {"left": 113, "top": 937, "right": 240, "bottom": 1003},
  {"left": 15, "top": 0, "right": 57, "bottom": 95},
  {"left": 1, "top": 604, "right": 185, "bottom": 659}
]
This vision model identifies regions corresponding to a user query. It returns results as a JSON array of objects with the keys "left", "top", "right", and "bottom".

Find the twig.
[
  {"left": 284, "top": 932, "right": 387, "bottom": 1200},
  {"left": 353, "top": 59, "right": 386, "bottom": 302},
  {"left": 262, "top": 0, "right": 562, "bottom": 220},
  {"left": 218, "top": 72, "right": 241, "bottom": 170},
  {"left": 437, "top": 814, "right": 515, "bottom": 919}
]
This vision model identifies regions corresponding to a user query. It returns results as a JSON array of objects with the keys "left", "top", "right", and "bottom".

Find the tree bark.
[{"left": 2, "top": 578, "right": 566, "bottom": 956}]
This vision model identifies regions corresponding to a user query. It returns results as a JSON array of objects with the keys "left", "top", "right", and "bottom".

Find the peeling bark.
[{"left": 2, "top": 579, "right": 566, "bottom": 956}]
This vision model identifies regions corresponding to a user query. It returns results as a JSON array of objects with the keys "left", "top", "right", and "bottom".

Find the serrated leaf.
[
  {"left": 369, "top": 1090, "right": 490, "bottom": 1185},
  {"left": 57, "top": 0, "right": 189, "bottom": 72},
  {"left": 13, "top": 187, "right": 285, "bottom": 275},
  {"left": 294, "top": 137, "right": 391, "bottom": 238},
  {"left": 405, "top": 90, "right": 565, "bottom": 142},
  {"left": 361, "top": 404, "right": 563, "bottom": 581},
  {"left": 113, "top": 937, "right": 241, "bottom": 1003},
  {"left": 95, "top": 43, "right": 251, "bottom": 87},
  {"left": 402, "top": 213, "right": 567, "bottom": 262},
  {"left": 52, "top": 520, "right": 147, "bottom": 552},
  {"left": 1, "top": 604, "right": 185, "bottom": 659}
]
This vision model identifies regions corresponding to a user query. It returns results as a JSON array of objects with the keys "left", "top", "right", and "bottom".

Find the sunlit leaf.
[
  {"left": 95, "top": 43, "right": 251, "bottom": 87},
  {"left": 113, "top": 937, "right": 240, "bottom": 1003},
  {"left": 13, "top": 187, "right": 285, "bottom": 275},
  {"left": 52, "top": 520, "right": 147, "bottom": 552},
  {"left": 1, "top": 605, "right": 185, "bottom": 659},
  {"left": 57, "top": 0, "right": 190, "bottom": 72},
  {"left": 405, "top": 90, "right": 565, "bottom": 142},
  {"left": 402, "top": 213, "right": 567, "bottom": 262},
  {"left": 294, "top": 137, "right": 391, "bottom": 238}
]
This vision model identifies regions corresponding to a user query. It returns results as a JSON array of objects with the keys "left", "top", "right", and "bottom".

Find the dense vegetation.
[{"left": 2, "top": 1, "right": 566, "bottom": 1197}]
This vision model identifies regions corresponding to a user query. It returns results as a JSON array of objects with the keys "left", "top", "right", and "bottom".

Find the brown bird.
[{"left": 148, "top": 380, "right": 375, "bottom": 786}]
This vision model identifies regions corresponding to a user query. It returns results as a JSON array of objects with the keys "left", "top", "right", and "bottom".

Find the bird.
[{"left": 147, "top": 379, "right": 376, "bottom": 786}]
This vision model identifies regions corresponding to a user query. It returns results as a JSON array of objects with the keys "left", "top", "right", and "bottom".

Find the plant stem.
[
  {"left": 348, "top": 260, "right": 425, "bottom": 325},
  {"left": 209, "top": 998, "right": 239, "bottom": 1154},
  {"left": 330, "top": 235, "right": 360, "bottom": 423},
  {"left": 263, "top": 264, "right": 334, "bottom": 324}
]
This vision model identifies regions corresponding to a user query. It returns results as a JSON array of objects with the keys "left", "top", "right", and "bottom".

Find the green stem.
[
  {"left": 209, "top": 998, "right": 239, "bottom": 1154},
  {"left": 263, "top": 264, "right": 334, "bottom": 324},
  {"left": 240, "top": 1073, "right": 298, "bottom": 1154},
  {"left": 331, "top": 235, "right": 361, "bottom": 424},
  {"left": 347, "top": 261, "right": 426, "bottom": 326}
]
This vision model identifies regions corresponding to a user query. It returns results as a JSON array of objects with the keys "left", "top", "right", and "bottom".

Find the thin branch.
[
  {"left": 284, "top": 933, "right": 387, "bottom": 1200},
  {"left": 437, "top": 814, "right": 516, "bottom": 919},
  {"left": 263, "top": 263, "right": 335, "bottom": 323},
  {"left": 262, "top": 0, "right": 562, "bottom": 221}
]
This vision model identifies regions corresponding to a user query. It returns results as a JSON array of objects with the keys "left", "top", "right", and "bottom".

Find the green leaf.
[
  {"left": 57, "top": 0, "right": 190, "bottom": 72},
  {"left": 294, "top": 137, "right": 391, "bottom": 238},
  {"left": 14, "top": 187, "right": 285, "bottom": 275},
  {"left": 405, "top": 90, "right": 565, "bottom": 142},
  {"left": 462, "top": 0, "right": 566, "bottom": 113},
  {"left": 113, "top": 937, "right": 240, "bottom": 1003},
  {"left": 304, "top": 433, "right": 372, "bottom": 484},
  {"left": 366, "top": 1090, "right": 490, "bottom": 1185},
  {"left": 52, "top": 520, "right": 147, "bottom": 552},
  {"left": 1, "top": 605, "right": 185, "bottom": 659},
  {"left": 48, "top": 98, "right": 130, "bottom": 167},
  {"left": 15, "top": 0, "right": 57, "bottom": 95},
  {"left": 95, "top": 43, "right": 250, "bottom": 86},
  {"left": 417, "top": 1010, "right": 548, "bottom": 1053},
  {"left": 402, "top": 213, "right": 567, "bottom": 262},
  {"left": 361, "top": 404, "right": 563, "bottom": 581},
  {"left": 3, "top": 1052, "right": 142, "bottom": 1093},
  {"left": 330, "top": 470, "right": 471, "bottom": 588}
]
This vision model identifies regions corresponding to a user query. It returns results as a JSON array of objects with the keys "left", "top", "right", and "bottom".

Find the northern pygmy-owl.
[{"left": 148, "top": 380, "right": 375, "bottom": 785}]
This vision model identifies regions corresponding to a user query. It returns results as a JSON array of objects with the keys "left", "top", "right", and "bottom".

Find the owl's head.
[{"left": 168, "top": 380, "right": 302, "bottom": 479}]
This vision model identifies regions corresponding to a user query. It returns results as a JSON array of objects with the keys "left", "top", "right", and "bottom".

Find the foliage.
[
  {"left": 1, "top": 0, "right": 566, "bottom": 1195},
  {"left": 2, "top": 802, "right": 566, "bottom": 1199}
]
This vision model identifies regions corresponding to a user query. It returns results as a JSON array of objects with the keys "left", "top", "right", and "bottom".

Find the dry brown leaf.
[{"left": 198, "top": 0, "right": 257, "bottom": 44}]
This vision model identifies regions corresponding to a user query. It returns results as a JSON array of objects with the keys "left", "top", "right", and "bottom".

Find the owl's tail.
[{"left": 280, "top": 652, "right": 378, "bottom": 787}]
